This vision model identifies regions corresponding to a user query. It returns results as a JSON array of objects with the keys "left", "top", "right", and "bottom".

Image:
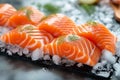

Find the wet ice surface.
[
  {"left": 0, "top": 57, "right": 62, "bottom": 80},
  {"left": 0, "top": 56, "right": 92, "bottom": 80},
  {"left": 0, "top": 0, "right": 120, "bottom": 80}
]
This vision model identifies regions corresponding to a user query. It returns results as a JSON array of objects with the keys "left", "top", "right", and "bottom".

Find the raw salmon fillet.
[
  {"left": 0, "top": 4, "right": 16, "bottom": 26},
  {"left": 16, "top": 24, "right": 54, "bottom": 48},
  {"left": 43, "top": 34, "right": 101, "bottom": 66},
  {"left": 38, "top": 14, "right": 78, "bottom": 37},
  {"left": 0, "top": 29, "right": 41, "bottom": 51},
  {"left": 7, "top": 6, "right": 45, "bottom": 28},
  {"left": 0, "top": 24, "right": 54, "bottom": 51},
  {"left": 38, "top": 14, "right": 116, "bottom": 55},
  {"left": 77, "top": 22, "right": 117, "bottom": 54}
]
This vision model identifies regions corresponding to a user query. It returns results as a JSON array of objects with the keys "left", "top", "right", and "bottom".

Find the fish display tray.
[{"left": 0, "top": 48, "right": 112, "bottom": 80}]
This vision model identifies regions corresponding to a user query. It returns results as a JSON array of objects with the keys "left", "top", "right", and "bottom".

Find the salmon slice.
[
  {"left": 16, "top": 24, "right": 54, "bottom": 49},
  {"left": 43, "top": 34, "right": 101, "bottom": 66},
  {"left": 7, "top": 6, "right": 45, "bottom": 28},
  {"left": 38, "top": 14, "right": 78, "bottom": 37},
  {"left": 0, "top": 4, "right": 16, "bottom": 26},
  {"left": 0, "top": 29, "right": 41, "bottom": 51},
  {"left": 77, "top": 22, "right": 117, "bottom": 54},
  {"left": 38, "top": 14, "right": 116, "bottom": 54},
  {"left": 0, "top": 24, "right": 54, "bottom": 51}
]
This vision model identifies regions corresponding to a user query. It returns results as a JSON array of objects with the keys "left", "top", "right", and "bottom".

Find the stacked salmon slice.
[
  {"left": 0, "top": 4, "right": 117, "bottom": 66},
  {"left": 0, "top": 4, "right": 16, "bottom": 26}
]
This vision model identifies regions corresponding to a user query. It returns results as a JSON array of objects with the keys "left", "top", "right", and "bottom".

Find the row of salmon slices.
[{"left": 0, "top": 4, "right": 117, "bottom": 66}]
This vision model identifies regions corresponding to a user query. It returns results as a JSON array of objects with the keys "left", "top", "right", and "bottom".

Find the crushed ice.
[
  {"left": 31, "top": 48, "right": 43, "bottom": 61},
  {"left": 22, "top": 48, "right": 29, "bottom": 55},
  {"left": 61, "top": 58, "right": 76, "bottom": 67},
  {"left": 92, "top": 42, "right": 120, "bottom": 78},
  {"left": 0, "top": 0, "right": 120, "bottom": 79},
  {"left": 43, "top": 54, "right": 51, "bottom": 60},
  {"left": 101, "top": 50, "right": 116, "bottom": 64},
  {"left": 52, "top": 55, "right": 61, "bottom": 65},
  {"left": 113, "top": 63, "right": 120, "bottom": 77}
]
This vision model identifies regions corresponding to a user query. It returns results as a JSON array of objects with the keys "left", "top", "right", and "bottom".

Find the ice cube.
[
  {"left": 101, "top": 49, "right": 116, "bottom": 64},
  {"left": 31, "top": 48, "right": 43, "bottom": 61},
  {"left": 52, "top": 55, "right": 61, "bottom": 65}
]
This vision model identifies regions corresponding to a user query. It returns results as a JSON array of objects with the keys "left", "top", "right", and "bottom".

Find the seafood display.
[{"left": 0, "top": 3, "right": 119, "bottom": 79}]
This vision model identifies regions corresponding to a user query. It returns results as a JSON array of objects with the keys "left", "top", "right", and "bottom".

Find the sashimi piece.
[
  {"left": 38, "top": 14, "right": 116, "bottom": 55},
  {"left": 38, "top": 14, "right": 78, "bottom": 37},
  {"left": 77, "top": 22, "right": 117, "bottom": 54},
  {"left": 0, "top": 4, "right": 16, "bottom": 26},
  {"left": 43, "top": 34, "right": 101, "bottom": 66},
  {"left": 0, "top": 29, "right": 41, "bottom": 51},
  {"left": 7, "top": 6, "right": 45, "bottom": 28},
  {"left": 16, "top": 24, "right": 54, "bottom": 49}
]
